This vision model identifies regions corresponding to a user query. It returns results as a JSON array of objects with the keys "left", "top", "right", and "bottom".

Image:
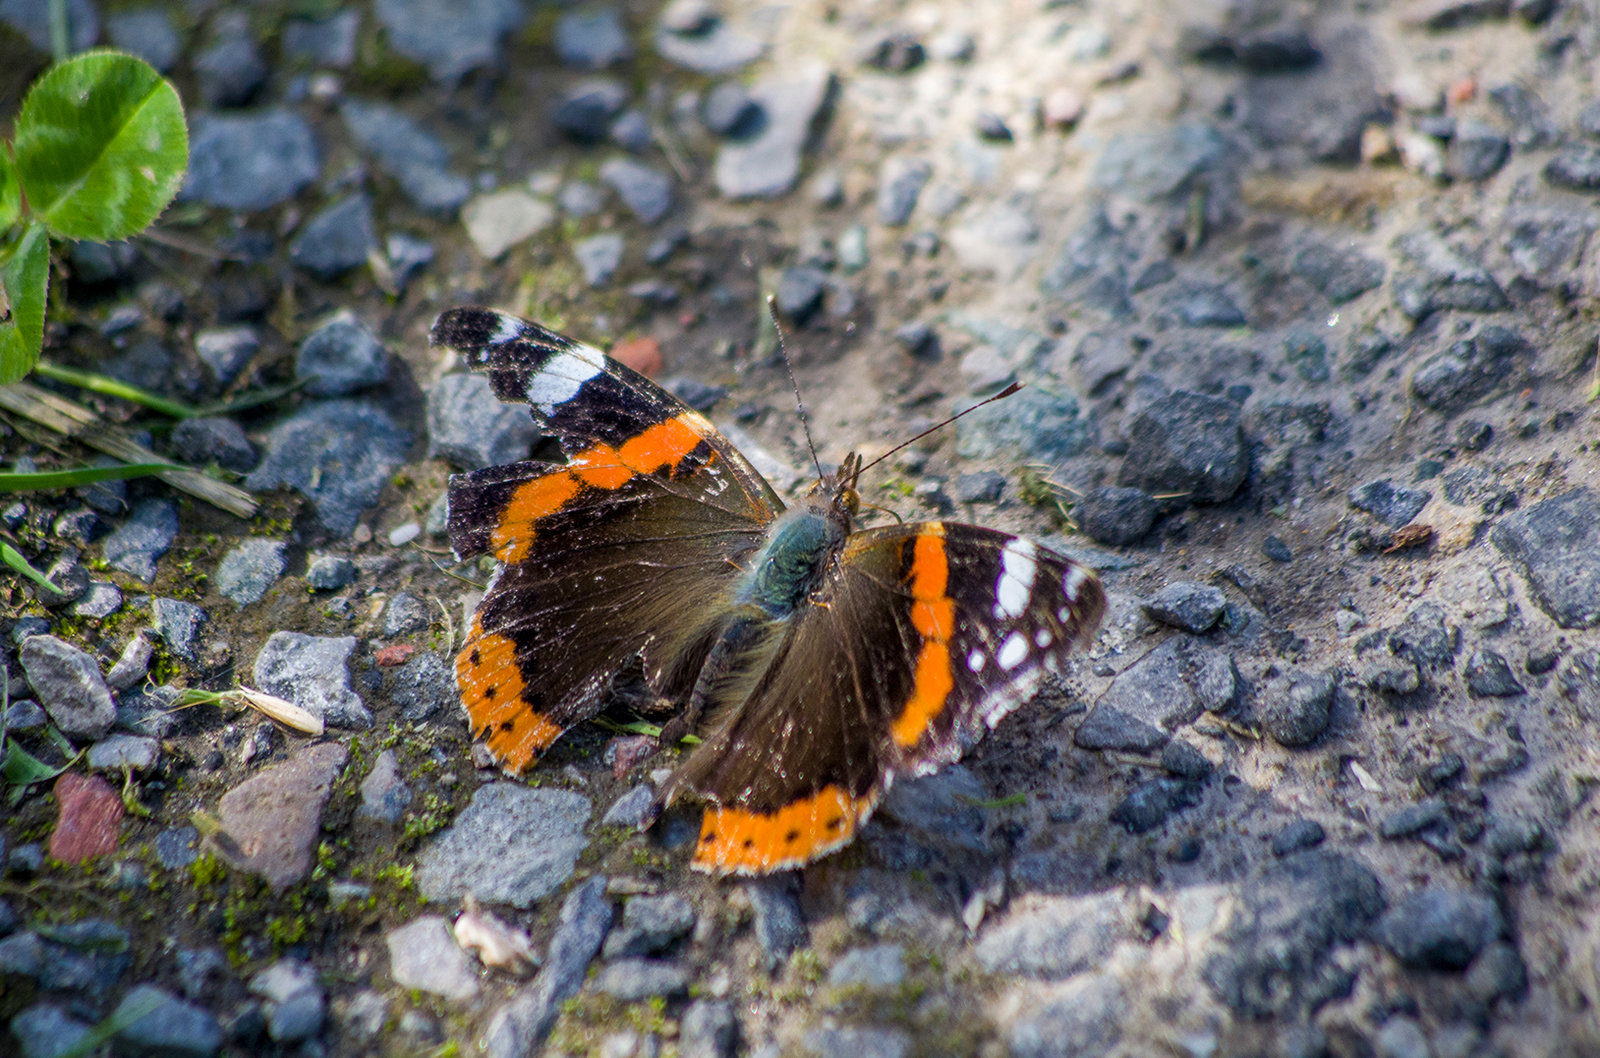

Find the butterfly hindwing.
[{"left": 667, "top": 523, "right": 1106, "bottom": 874}]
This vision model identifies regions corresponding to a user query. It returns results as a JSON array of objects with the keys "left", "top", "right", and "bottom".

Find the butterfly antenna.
[
  {"left": 857, "top": 382, "right": 1024, "bottom": 477},
  {"left": 766, "top": 294, "right": 825, "bottom": 481}
]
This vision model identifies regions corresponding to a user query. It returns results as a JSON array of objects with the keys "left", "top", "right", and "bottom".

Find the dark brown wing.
[{"left": 665, "top": 523, "right": 1106, "bottom": 874}]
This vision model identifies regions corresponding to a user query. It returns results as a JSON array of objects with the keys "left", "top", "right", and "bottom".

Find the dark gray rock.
[
  {"left": 372, "top": 0, "right": 524, "bottom": 80},
  {"left": 1544, "top": 145, "right": 1600, "bottom": 191},
  {"left": 877, "top": 156, "right": 930, "bottom": 225},
  {"left": 107, "top": 9, "right": 180, "bottom": 71},
  {"left": 829, "top": 943, "right": 906, "bottom": 988},
  {"left": 291, "top": 195, "right": 376, "bottom": 279},
  {"left": 1160, "top": 740, "right": 1214, "bottom": 780},
  {"left": 382, "top": 592, "right": 430, "bottom": 638},
  {"left": 1202, "top": 851, "right": 1385, "bottom": 1018},
  {"left": 1503, "top": 208, "right": 1594, "bottom": 280},
  {"left": 482, "top": 876, "right": 612, "bottom": 1058},
  {"left": 305, "top": 554, "right": 356, "bottom": 591},
  {"left": 1111, "top": 777, "right": 1203, "bottom": 833},
  {"left": 194, "top": 327, "right": 261, "bottom": 385},
  {"left": 246, "top": 400, "right": 411, "bottom": 535},
  {"left": 952, "top": 471, "right": 1004, "bottom": 504},
  {"left": 552, "top": 78, "right": 629, "bottom": 142},
  {"left": 747, "top": 875, "right": 807, "bottom": 969},
  {"left": 1386, "top": 603, "right": 1460, "bottom": 668},
  {"left": 610, "top": 108, "right": 654, "bottom": 151},
  {"left": 1465, "top": 650, "right": 1524, "bottom": 697},
  {"left": 358, "top": 749, "right": 413, "bottom": 825},
  {"left": 283, "top": 11, "right": 360, "bottom": 68},
  {"left": 1142, "top": 582, "right": 1227, "bottom": 633},
  {"left": 702, "top": 81, "right": 758, "bottom": 135},
  {"left": 20, "top": 919, "right": 132, "bottom": 992},
  {"left": 427, "top": 372, "right": 539, "bottom": 470},
  {"left": 955, "top": 385, "right": 1088, "bottom": 464},
  {"left": 714, "top": 65, "right": 832, "bottom": 199},
  {"left": 776, "top": 266, "right": 827, "bottom": 323},
  {"left": 1008, "top": 974, "right": 1126, "bottom": 1058},
  {"left": 19, "top": 635, "right": 116, "bottom": 739},
  {"left": 1378, "top": 800, "right": 1448, "bottom": 840},
  {"left": 384, "top": 232, "right": 435, "bottom": 291},
  {"left": 417, "top": 784, "right": 590, "bottom": 908},
  {"left": 9, "top": 1004, "right": 93, "bottom": 1058},
  {"left": 151, "top": 597, "right": 205, "bottom": 662},
  {"left": 297, "top": 312, "right": 386, "bottom": 396},
  {"left": 101, "top": 498, "right": 177, "bottom": 582},
  {"left": 196, "top": 15, "right": 268, "bottom": 108},
  {"left": 974, "top": 892, "right": 1125, "bottom": 980},
  {"left": 1265, "top": 672, "right": 1335, "bottom": 748},
  {"left": 1467, "top": 941, "right": 1527, "bottom": 1003},
  {"left": 1446, "top": 119, "right": 1511, "bottom": 181},
  {"left": 1118, "top": 391, "right": 1247, "bottom": 504},
  {"left": 600, "top": 784, "right": 655, "bottom": 828},
  {"left": 172, "top": 417, "right": 256, "bottom": 473},
  {"left": 1262, "top": 535, "right": 1293, "bottom": 562},
  {"left": 1078, "top": 638, "right": 1238, "bottom": 752},
  {"left": 113, "top": 984, "right": 223, "bottom": 1058},
  {"left": 1410, "top": 326, "right": 1527, "bottom": 412},
  {"left": 116, "top": 684, "right": 181, "bottom": 739},
  {"left": 341, "top": 99, "right": 472, "bottom": 217},
  {"left": 253, "top": 631, "right": 372, "bottom": 729},
  {"left": 1076, "top": 486, "right": 1158, "bottom": 546},
  {"left": 555, "top": 7, "right": 631, "bottom": 69},
  {"left": 680, "top": 1000, "right": 738, "bottom": 1058},
  {"left": 1560, "top": 650, "right": 1600, "bottom": 719},
  {"left": 184, "top": 110, "right": 321, "bottom": 212},
  {"left": 574, "top": 233, "right": 625, "bottom": 287},
  {"left": 0, "top": 0, "right": 98, "bottom": 53},
  {"left": 1349, "top": 480, "right": 1431, "bottom": 527},
  {"left": 1091, "top": 123, "right": 1230, "bottom": 202},
  {"left": 391, "top": 652, "right": 456, "bottom": 721},
  {"left": 216, "top": 539, "right": 287, "bottom": 607},
  {"left": 1490, "top": 489, "right": 1600, "bottom": 628},
  {"left": 595, "top": 958, "right": 689, "bottom": 1001},
  {"left": 803, "top": 1026, "right": 911, "bottom": 1058},
  {"left": 1272, "top": 819, "right": 1326, "bottom": 856},
  {"left": 1170, "top": 282, "right": 1247, "bottom": 327},
  {"left": 1392, "top": 229, "right": 1507, "bottom": 321},
  {"left": 155, "top": 826, "right": 200, "bottom": 870},
  {"left": 249, "top": 959, "right": 325, "bottom": 1043},
  {"left": 599, "top": 157, "right": 674, "bottom": 224},
  {"left": 656, "top": 4, "right": 763, "bottom": 73},
  {"left": 1375, "top": 888, "right": 1503, "bottom": 970},
  {"left": 603, "top": 894, "right": 695, "bottom": 959},
  {"left": 1282, "top": 328, "right": 1329, "bottom": 382}
]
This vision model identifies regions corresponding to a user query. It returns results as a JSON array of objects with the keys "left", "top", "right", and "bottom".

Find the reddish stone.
[
  {"left": 213, "top": 742, "right": 348, "bottom": 889},
  {"left": 49, "top": 772, "right": 124, "bottom": 864},
  {"left": 610, "top": 337, "right": 663, "bottom": 377},
  {"left": 376, "top": 643, "right": 418, "bottom": 667},
  {"left": 606, "top": 734, "right": 657, "bottom": 780}
]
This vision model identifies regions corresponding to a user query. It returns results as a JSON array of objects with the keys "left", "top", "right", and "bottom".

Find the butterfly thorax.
[{"left": 737, "top": 494, "right": 852, "bottom": 619}]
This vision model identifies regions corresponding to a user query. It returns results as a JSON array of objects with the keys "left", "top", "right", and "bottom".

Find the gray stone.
[
  {"left": 383, "top": 592, "right": 430, "bottom": 637},
  {"left": 1349, "top": 480, "right": 1431, "bottom": 527},
  {"left": 373, "top": 0, "right": 524, "bottom": 80},
  {"left": 290, "top": 195, "right": 377, "bottom": 279},
  {"left": 18, "top": 919, "right": 131, "bottom": 992},
  {"left": 482, "top": 876, "right": 612, "bottom": 1057},
  {"left": 877, "top": 765, "right": 988, "bottom": 854},
  {"left": 107, "top": 9, "right": 180, "bottom": 71},
  {"left": 951, "top": 471, "right": 1004, "bottom": 504},
  {"left": 594, "top": 958, "right": 689, "bottom": 1001},
  {"left": 88, "top": 734, "right": 160, "bottom": 772},
  {"left": 19, "top": 635, "right": 115, "bottom": 739},
  {"left": 194, "top": 327, "right": 260, "bottom": 385},
  {"left": 245, "top": 400, "right": 411, "bottom": 535},
  {"left": 1392, "top": 228, "right": 1506, "bottom": 321},
  {"left": 1490, "top": 489, "right": 1600, "bottom": 628},
  {"left": 151, "top": 597, "right": 206, "bottom": 662},
  {"left": 253, "top": 632, "right": 372, "bottom": 729},
  {"left": 828, "top": 944, "right": 905, "bottom": 988},
  {"left": 1272, "top": 819, "right": 1327, "bottom": 856},
  {"left": 1142, "top": 582, "right": 1227, "bottom": 634},
  {"left": 1091, "top": 123, "right": 1230, "bottom": 203},
  {"left": 575, "top": 233, "right": 626, "bottom": 287},
  {"left": 342, "top": 99, "right": 470, "bottom": 216},
  {"left": 603, "top": 894, "right": 695, "bottom": 959},
  {"left": 387, "top": 916, "right": 479, "bottom": 1000},
  {"left": 1078, "top": 638, "right": 1237, "bottom": 752},
  {"left": 1110, "top": 777, "right": 1203, "bottom": 833},
  {"left": 1447, "top": 119, "right": 1511, "bottom": 181},
  {"left": 462, "top": 190, "right": 556, "bottom": 259},
  {"left": 702, "top": 81, "right": 757, "bottom": 135},
  {"left": 1292, "top": 240, "right": 1386, "bottom": 304},
  {"left": 391, "top": 652, "right": 456, "bottom": 721},
  {"left": 599, "top": 157, "right": 673, "bottom": 224},
  {"left": 1203, "top": 851, "right": 1383, "bottom": 1018},
  {"left": 295, "top": 311, "right": 387, "bottom": 396},
  {"left": 657, "top": 7, "right": 763, "bottom": 74},
  {"left": 775, "top": 266, "right": 827, "bottom": 323},
  {"left": 196, "top": 15, "right": 268, "bottom": 108},
  {"left": 172, "top": 417, "right": 257, "bottom": 473},
  {"left": 715, "top": 63, "right": 832, "bottom": 199},
  {"left": 955, "top": 385, "right": 1088, "bottom": 464},
  {"left": 876, "top": 156, "right": 930, "bottom": 225},
  {"left": 9, "top": 1004, "right": 93, "bottom": 1058},
  {"left": 1375, "top": 888, "right": 1503, "bottom": 970},
  {"left": 115, "top": 684, "right": 181, "bottom": 739},
  {"left": 802, "top": 1027, "right": 910, "bottom": 1058},
  {"left": 102, "top": 498, "right": 178, "bottom": 582},
  {"left": 249, "top": 959, "right": 325, "bottom": 1042},
  {"left": 427, "top": 372, "right": 540, "bottom": 470},
  {"left": 1465, "top": 650, "right": 1524, "bottom": 697},
  {"left": 553, "top": 78, "right": 629, "bottom": 142},
  {"left": 0, "top": 0, "right": 98, "bottom": 53},
  {"left": 183, "top": 110, "right": 321, "bottom": 212},
  {"left": 283, "top": 11, "right": 360, "bottom": 68},
  {"left": 1466, "top": 940, "right": 1526, "bottom": 1002},
  {"left": 600, "top": 784, "right": 656, "bottom": 828},
  {"left": 358, "top": 749, "right": 414, "bottom": 824},
  {"left": 1544, "top": 145, "right": 1600, "bottom": 191},
  {"left": 216, "top": 539, "right": 287, "bottom": 606},
  {"left": 679, "top": 1000, "right": 737, "bottom": 1058},
  {"left": 155, "top": 827, "right": 200, "bottom": 870},
  {"left": 70, "top": 581, "right": 121, "bottom": 619},
  {"left": 1008, "top": 974, "right": 1126, "bottom": 1058},
  {"left": 747, "top": 875, "right": 807, "bottom": 969},
  {"left": 1264, "top": 672, "right": 1336, "bottom": 748},
  {"left": 1503, "top": 208, "right": 1595, "bottom": 279},
  {"left": 1170, "top": 282, "right": 1247, "bottom": 327},
  {"left": 555, "top": 8, "right": 631, "bottom": 68},
  {"left": 1118, "top": 391, "right": 1247, "bottom": 504},
  {"left": 306, "top": 555, "right": 356, "bottom": 591},
  {"left": 113, "top": 984, "right": 223, "bottom": 1058},
  {"left": 417, "top": 784, "right": 591, "bottom": 908},
  {"left": 1076, "top": 486, "right": 1158, "bottom": 546}
]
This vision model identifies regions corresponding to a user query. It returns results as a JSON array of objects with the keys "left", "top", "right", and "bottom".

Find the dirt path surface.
[{"left": 4, "top": 0, "right": 1600, "bottom": 1055}]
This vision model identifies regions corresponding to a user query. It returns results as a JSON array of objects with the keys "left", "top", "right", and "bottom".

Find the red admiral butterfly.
[{"left": 433, "top": 307, "right": 1106, "bottom": 875}]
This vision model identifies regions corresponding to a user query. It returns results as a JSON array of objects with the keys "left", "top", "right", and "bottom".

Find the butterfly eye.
[{"left": 840, "top": 487, "right": 861, "bottom": 515}]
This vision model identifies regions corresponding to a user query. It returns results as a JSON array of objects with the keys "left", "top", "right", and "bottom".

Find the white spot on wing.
[
  {"left": 994, "top": 538, "right": 1037, "bottom": 621},
  {"left": 490, "top": 314, "right": 522, "bottom": 345},
  {"left": 967, "top": 649, "right": 985, "bottom": 673},
  {"left": 1035, "top": 629, "right": 1052, "bottom": 648},
  {"left": 1062, "top": 564, "right": 1090, "bottom": 600},
  {"left": 998, "top": 631, "right": 1028, "bottom": 670},
  {"left": 526, "top": 350, "right": 605, "bottom": 413}
]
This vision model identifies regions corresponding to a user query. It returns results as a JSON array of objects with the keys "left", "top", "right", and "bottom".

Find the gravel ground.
[{"left": 3, "top": 0, "right": 1600, "bottom": 1056}]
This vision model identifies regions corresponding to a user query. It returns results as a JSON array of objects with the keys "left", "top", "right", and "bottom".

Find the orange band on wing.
[
  {"left": 693, "top": 785, "right": 876, "bottom": 875},
  {"left": 488, "top": 414, "right": 711, "bottom": 563},
  {"left": 891, "top": 525, "right": 956, "bottom": 749},
  {"left": 457, "top": 621, "right": 563, "bottom": 774}
]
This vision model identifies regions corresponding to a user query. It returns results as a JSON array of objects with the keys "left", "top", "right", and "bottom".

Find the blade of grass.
[
  {"left": 197, "top": 377, "right": 309, "bottom": 417},
  {"left": 0, "top": 461, "right": 180, "bottom": 490},
  {"left": 1, "top": 541, "right": 61, "bottom": 592},
  {"left": 33, "top": 360, "right": 201, "bottom": 419}
]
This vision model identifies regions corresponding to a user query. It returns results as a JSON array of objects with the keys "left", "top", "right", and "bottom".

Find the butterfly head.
[{"left": 810, "top": 452, "right": 862, "bottom": 523}]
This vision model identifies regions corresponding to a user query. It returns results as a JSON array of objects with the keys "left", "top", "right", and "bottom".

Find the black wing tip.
[{"left": 429, "top": 305, "right": 504, "bottom": 352}]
